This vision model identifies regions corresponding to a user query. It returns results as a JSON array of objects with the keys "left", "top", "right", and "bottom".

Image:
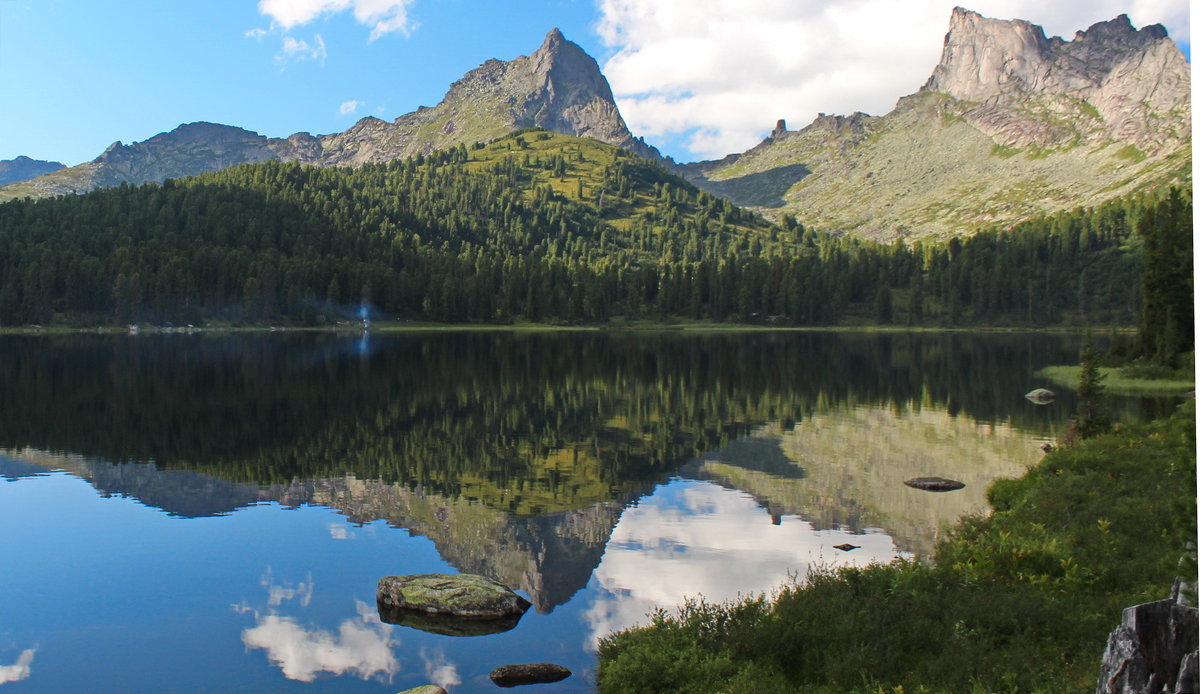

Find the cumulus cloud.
[
  {"left": 595, "top": 0, "right": 1191, "bottom": 160},
  {"left": 242, "top": 600, "right": 399, "bottom": 683},
  {"left": 337, "top": 100, "right": 364, "bottom": 116},
  {"left": 257, "top": 0, "right": 417, "bottom": 39},
  {"left": 0, "top": 649, "right": 35, "bottom": 685}
]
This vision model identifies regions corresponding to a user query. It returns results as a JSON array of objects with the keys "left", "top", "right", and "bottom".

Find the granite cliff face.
[
  {"left": 0, "top": 29, "right": 658, "bottom": 201},
  {"left": 926, "top": 8, "right": 1189, "bottom": 151},
  {"left": 683, "top": 8, "right": 1191, "bottom": 240},
  {"left": 0, "top": 156, "right": 64, "bottom": 186}
]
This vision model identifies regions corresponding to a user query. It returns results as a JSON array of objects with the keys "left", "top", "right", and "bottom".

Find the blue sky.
[{"left": 0, "top": 0, "right": 1190, "bottom": 166}]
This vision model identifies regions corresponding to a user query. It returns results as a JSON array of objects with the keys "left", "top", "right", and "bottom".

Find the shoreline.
[{"left": 0, "top": 321, "right": 1139, "bottom": 336}]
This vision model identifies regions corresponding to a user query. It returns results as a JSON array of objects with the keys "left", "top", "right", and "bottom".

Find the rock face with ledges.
[
  {"left": 682, "top": 8, "right": 1190, "bottom": 241},
  {"left": 926, "top": 8, "right": 1189, "bottom": 151}
]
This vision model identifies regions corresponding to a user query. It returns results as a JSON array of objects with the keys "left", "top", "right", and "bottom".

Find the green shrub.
[{"left": 598, "top": 402, "right": 1196, "bottom": 693}]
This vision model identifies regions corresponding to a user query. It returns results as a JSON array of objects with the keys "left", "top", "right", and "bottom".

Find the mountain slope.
[
  {"left": 0, "top": 29, "right": 660, "bottom": 202},
  {"left": 683, "top": 9, "right": 1191, "bottom": 240},
  {"left": 0, "top": 156, "right": 64, "bottom": 186}
]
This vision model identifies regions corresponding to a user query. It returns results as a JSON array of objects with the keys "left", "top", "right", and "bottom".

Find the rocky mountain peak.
[
  {"left": 923, "top": 7, "right": 1189, "bottom": 152},
  {"left": 0, "top": 155, "right": 65, "bottom": 187}
]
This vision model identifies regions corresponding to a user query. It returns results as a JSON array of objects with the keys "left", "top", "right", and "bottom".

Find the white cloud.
[
  {"left": 261, "top": 570, "right": 315, "bottom": 607},
  {"left": 338, "top": 100, "right": 364, "bottom": 116},
  {"left": 420, "top": 648, "right": 462, "bottom": 690},
  {"left": 245, "top": 27, "right": 269, "bottom": 39},
  {"left": 257, "top": 0, "right": 417, "bottom": 39},
  {"left": 596, "top": 0, "right": 1191, "bottom": 160},
  {"left": 582, "top": 480, "right": 901, "bottom": 649},
  {"left": 241, "top": 601, "right": 399, "bottom": 683},
  {"left": 0, "top": 649, "right": 35, "bottom": 685},
  {"left": 278, "top": 34, "right": 328, "bottom": 63}
]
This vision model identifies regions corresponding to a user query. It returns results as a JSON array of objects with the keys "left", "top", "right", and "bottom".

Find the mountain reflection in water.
[{"left": 0, "top": 331, "right": 1172, "bottom": 693}]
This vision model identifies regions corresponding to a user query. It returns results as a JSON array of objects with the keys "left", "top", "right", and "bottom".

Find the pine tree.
[{"left": 1071, "top": 336, "right": 1112, "bottom": 441}]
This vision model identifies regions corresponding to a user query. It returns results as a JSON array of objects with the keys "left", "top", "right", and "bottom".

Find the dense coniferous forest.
[{"left": 0, "top": 130, "right": 1188, "bottom": 329}]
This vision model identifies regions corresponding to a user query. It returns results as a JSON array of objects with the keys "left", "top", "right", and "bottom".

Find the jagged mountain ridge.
[
  {"left": 0, "top": 28, "right": 661, "bottom": 201},
  {"left": 682, "top": 8, "right": 1191, "bottom": 240},
  {"left": 3, "top": 8, "right": 1188, "bottom": 241},
  {"left": 0, "top": 156, "right": 64, "bottom": 186}
]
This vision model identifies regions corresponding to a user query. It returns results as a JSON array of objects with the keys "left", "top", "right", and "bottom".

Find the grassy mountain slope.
[{"left": 683, "top": 11, "right": 1191, "bottom": 241}]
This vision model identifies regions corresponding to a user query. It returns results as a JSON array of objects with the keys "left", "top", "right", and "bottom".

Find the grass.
[
  {"left": 1115, "top": 144, "right": 1148, "bottom": 163},
  {"left": 1035, "top": 365, "right": 1194, "bottom": 395},
  {"left": 597, "top": 401, "right": 1197, "bottom": 694}
]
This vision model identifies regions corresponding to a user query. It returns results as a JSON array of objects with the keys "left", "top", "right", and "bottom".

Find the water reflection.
[
  {"left": 241, "top": 601, "right": 399, "bottom": 683},
  {"left": 0, "top": 649, "right": 35, "bottom": 686},
  {"left": 420, "top": 648, "right": 463, "bottom": 690},
  {"left": 585, "top": 480, "right": 902, "bottom": 649},
  {"left": 685, "top": 403, "right": 1048, "bottom": 555},
  {"left": 0, "top": 331, "right": 1172, "bottom": 694}
]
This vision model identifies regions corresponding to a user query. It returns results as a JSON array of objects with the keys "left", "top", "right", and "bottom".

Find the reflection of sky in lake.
[
  {"left": 0, "top": 331, "right": 1116, "bottom": 693},
  {"left": 584, "top": 479, "right": 902, "bottom": 649}
]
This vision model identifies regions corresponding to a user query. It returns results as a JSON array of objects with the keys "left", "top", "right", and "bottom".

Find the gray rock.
[
  {"left": 1095, "top": 597, "right": 1198, "bottom": 694},
  {"left": 397, "top": 686, "right": 447, "bottom": 694},
  {"left": 904, "top": 477, "right": 966, "bottom": 492},
  {"left": 1025, "top": 388, "right": 1056, "bottom": 404},
  {"left": 490, "top": 663, "right": 572, "bottom": 687},
  {"left": 377, "top": 573, "right": 531, "bottom": 620},
  {"left": 376, "top": 602, "right": 524, "bottom": 637}
]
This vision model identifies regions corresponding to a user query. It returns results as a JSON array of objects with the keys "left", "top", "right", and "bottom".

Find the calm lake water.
[{"left": 0, "top": 331, "right": 1173, "bottom": 693}]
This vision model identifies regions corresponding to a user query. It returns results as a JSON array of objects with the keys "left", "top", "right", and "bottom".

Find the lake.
[{"left": 0, "top": 331, "right": 1172, "bottom": 692}]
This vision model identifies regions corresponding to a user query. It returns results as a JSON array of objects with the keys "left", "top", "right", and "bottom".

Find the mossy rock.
[
  {"left": 377, "top": 602, "right": 524, "bottom": 636},
  {"left": 396, "top": 686, "right": 447, "bottom": 694},
  {"left": 377, "top": 573, "right": 531, "bottom": 619}
]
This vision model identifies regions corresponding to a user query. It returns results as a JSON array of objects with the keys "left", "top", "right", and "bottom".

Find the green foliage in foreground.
[{"left": 597, "top": 401, "right": 1197, "bottom": 694}]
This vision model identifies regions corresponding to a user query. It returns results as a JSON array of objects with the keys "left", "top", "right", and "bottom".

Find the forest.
[{"left": 0, "top": 130, "right": 1190, "bottom": 341}]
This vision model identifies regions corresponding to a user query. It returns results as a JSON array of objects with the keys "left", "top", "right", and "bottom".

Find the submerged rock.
[
  {"left": 376, "top": 573, "right": 531, "bottom": 620},
  {"left": 490, "top": 663, "right": 572, "bottom": 687},
  {"left": 1096, "top": 596, "right": 1198, "bottom": 694},
  {"left": 904, "top": 477, "right": 966, "bottom": 492},
  {"left": 1025, "top": 388, "right": 1056, "bottom": 404},
  {"left": 377, "top": 602, "right": 524, "bottom": 636},
  {"left": 396, "top": 686, "right": 447, "bottom": 694}
]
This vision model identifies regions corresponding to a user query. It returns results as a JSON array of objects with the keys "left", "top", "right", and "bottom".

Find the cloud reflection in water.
[
  {"left": 0, "top": 649, "right": 35, "bottom": 686},
  {"left": 242, "top": 600, "right": 399, "bottom": 683},
  {"left": 585, "top": 480, "right": 901, "bottom": 648}
]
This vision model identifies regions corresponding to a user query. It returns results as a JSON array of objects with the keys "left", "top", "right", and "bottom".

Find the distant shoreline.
[{"left": 0, "top": 321, "right": 1137, "bottom": 336}]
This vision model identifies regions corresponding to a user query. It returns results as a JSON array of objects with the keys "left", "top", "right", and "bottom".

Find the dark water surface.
[{"left": 0, "top": 331, "right": 1172, "bottom": 692}]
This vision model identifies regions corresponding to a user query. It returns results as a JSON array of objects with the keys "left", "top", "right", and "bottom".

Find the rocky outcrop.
[
  {"left": 682, "top": 7, "right": 1190, "bottom": 240},
  {"left": 0, "top": 156, "right": 64, "bottom": 186},
  {"left": 925, "top": 8, "right": 1190, "bottom": 152},
  {"left": 376, "top": 573, "right": 531, "bottom": 619},
  {"left": 1, "top": 28, "right": 663, "bottom": 200},
  {"left": 1095, "top": 596, "right": 1198, "bottom": 694}
]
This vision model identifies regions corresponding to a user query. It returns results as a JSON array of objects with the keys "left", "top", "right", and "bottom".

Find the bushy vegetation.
[
  {"left": 597, "top": 401, "right": 1196, "bottom": 693},
  {"left": 0, "top": 130, "right": 1183, "bottom": 328}
]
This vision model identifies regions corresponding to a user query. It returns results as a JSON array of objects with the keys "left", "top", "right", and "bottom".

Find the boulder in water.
[
  {"left": 376, "top": 573, "right": 531, "bottom": 620},
  {"left": 904, "top": 477, "right": 966, "bottom": 492},
  {"left": 489, "top": 663, "right": 572, "bottom": 687}
]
